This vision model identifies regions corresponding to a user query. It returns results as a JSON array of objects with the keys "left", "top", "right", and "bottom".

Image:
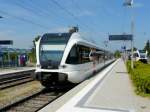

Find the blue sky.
[{"left": 0, "top": 0, "right": 149, "bottom": 51}]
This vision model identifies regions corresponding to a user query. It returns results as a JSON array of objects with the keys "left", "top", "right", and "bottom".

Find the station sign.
[
  {"left": 0, "top": 40, "right": 13, "bottom": 45},
  {"left": 109, "top": 34, "right": 133, "bottom": 41}
]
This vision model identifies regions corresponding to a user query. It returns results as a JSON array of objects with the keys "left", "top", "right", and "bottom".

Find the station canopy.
[{"left": 0, "top": 47, "right": 31, "bottom": 54}]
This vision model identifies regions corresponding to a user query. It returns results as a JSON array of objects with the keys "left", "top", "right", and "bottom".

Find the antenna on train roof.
[{"left": 69, "top": 26, "right": 79, "bottom": 33}]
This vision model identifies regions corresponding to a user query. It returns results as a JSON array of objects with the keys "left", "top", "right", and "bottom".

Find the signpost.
[
  {"left": 123, "top": 0, "right": 134, "bottom": 69},
  {"left": 109, "top": 34, "right": 133, "bottom": 41},
  {"left": 109, "top": 34, "right": 133, "bottom": 67},
  {"left": 0, "top": 40, "right": 13, "bottom": 45}
]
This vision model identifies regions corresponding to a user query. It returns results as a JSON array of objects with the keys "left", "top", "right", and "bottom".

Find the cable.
[
  {"left": 9, "top": 0, "right": 45, "bottom": 18},
  {"left": 50, "top": 0, "right": 106, "bottom": 45},
  {"left": 17, "top": 0, "right": 99, "bottom": 39},
  {"left": 7, "top": 0, "right": 66, "bottom": 29},
  {"left": 50, "top": 0, "right": 94, "bottom": 31},
  {"left": 71, "top": 0, "right": 83, "bottom": 12},
  {"left": 22, "top": 0, "right": 70, "bottom": 28},
  {"left": 71, "top": 0, "right": 98, "bottom": 43},
  {"left": 0, "top": 9, "right": 50, "bottom": 29}
]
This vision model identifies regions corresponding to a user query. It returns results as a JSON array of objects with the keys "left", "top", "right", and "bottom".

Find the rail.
[{"left": 0, "top": 69, "right": 35, "bottom": 90}]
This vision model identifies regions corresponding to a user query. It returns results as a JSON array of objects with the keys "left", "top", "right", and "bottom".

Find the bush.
[{"left": 126, "top": 61, "right": 150, "bottom": 94}]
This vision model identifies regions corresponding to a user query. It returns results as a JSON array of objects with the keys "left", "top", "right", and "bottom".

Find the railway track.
[
  {"left": 0, "top": 70, "right": 35, "bottom": 90},
  {"left": 0, "top": 88, "right": 71, "bottom": 112}
]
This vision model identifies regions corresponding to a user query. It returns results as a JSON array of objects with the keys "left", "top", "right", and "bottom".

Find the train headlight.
[{"left": 59, "top": 65, "right": 67, "bottom": 69}]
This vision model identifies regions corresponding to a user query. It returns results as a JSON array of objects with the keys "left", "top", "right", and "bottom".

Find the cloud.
[
  {"left": 48, "top": 27, "right": 69, "bottom": 33},
  {"left": 0, "top": 30, "right": 15, "bottom": 39},
  {"left": 133, "top": 3, "right": 144, "bottom": 8},
  {"left": 75, "top": 10, "right": 94, "bottom": 17}
]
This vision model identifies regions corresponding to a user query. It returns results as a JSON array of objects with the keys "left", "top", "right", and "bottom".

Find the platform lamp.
[
  {"left": 103, "top": 41, "right": 108, "bottom": 64},
  {"left": 123, "top": 0, "right": 134, "bottom": 69}
]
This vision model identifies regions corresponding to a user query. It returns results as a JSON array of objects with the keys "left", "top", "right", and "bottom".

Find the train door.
[{"left": 65, "top": 44, "right": 92, "bottom": 81}]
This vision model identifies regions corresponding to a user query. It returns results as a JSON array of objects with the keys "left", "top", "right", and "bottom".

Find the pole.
[
  {"left": 123, "top": 0, "right": 134, "bottom": 69},
  {"left": 104, "top": 41, "right": 108, "bottom": 64},
  {"left": 131, "top": 6, "right": 134, "bottom": 69},
  {"left": 7, "top": 47, "right": 11, "bottom": 67},
  {"left": 0, "top": 16, "right": 3, "bottom": 68}
]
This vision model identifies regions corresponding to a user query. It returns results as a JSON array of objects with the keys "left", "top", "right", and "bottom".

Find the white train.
[
  {"left": 133, "top": 50, "right": 148, "bottom": 63},
  {"left": 34, "top": 32, "right": 114, "bottom": 87}
]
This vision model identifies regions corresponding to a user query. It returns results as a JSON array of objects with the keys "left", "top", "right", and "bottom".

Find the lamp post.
[
  {"left": 123, "top": 0, "right": 134, "bottom": 69},
  {"left": 0, "top": 16, "right": 6, "bottom": 68},
  {"left": 103, "top": 41, "right": 108, "bottom": 64},
  {"left": 0, "top": 16, "right": 3, "bottom": 67}
]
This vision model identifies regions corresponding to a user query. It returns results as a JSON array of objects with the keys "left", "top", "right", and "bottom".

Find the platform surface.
[
  {"left": 39, "top": 59, "right": 150, "bottom": 112},
  {"left": 84, "top": 59, "right": 150, "bottom": 112}
]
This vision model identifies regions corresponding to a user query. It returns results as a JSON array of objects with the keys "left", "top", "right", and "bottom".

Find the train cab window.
[
  {"left": 133, "top": 53, "right": 139, "bottom": 57},
  {"left": 66, "top": 45, "right": 91, "bottom": 64},
  {"left": 66, "top": 45, "right": 79, "bottom": 64}
]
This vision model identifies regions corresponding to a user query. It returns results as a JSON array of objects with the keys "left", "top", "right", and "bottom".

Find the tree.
[
  {"left": 144, "top": 40, "right": 150, "bottom": 56},
  {"left": 114, "top": 50, "right": 121, "bottom": 58}
]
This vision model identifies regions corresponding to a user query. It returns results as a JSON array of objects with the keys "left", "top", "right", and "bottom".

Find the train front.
[{"left": 35, "top": 33, "right": 71, "bottom": 87}]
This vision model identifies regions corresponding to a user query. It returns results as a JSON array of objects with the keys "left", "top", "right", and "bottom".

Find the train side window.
[
  {"left": 79, "top": 45, "right": 91, "bottom": 63},
  {"left": 66, "top": 45, "right": 91, "bottom": 64}
]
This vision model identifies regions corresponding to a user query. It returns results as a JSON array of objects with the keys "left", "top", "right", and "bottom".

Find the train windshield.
[{"left": 39, "top": 33, "right": 71, "bottom": 69}]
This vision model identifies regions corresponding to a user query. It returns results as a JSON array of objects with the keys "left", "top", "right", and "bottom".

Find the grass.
[{"left": 126, "top": 61, "right": 150, "bottom": 97}]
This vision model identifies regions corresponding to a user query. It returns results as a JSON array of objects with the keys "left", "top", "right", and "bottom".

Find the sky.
[{"left": 0, "top": 0, "right": 149, "bottom": 51}]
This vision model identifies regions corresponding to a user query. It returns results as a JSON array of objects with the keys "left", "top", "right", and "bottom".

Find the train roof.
[
  {"left": 69, "top": 32, "right": 108, "bottom": 52},
  {"left": 41, "top": 32, "right": 110, "bottom": 53}
]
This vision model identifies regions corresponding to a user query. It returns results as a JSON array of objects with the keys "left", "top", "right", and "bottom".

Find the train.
[
  {"left": 34, "top": 31, "right": 114, "bottom": 88},
  {"left": 133, "top": 50, "right": 148, "bottom": 63}
]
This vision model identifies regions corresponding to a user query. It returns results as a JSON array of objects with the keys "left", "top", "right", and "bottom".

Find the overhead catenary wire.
[
  {"left": 21, "top": 0, "right": 66, "bottom": 23},
  {"left": 8, "top": 0, "right": 65, "bottom": 28},
  {"left": 50, "top": 0, "right": 106, "bottom": 45},
  {"left": 0, "top": 9, "right": 50, "bottom": 30},
  {"left": 9, "top": 0, "right": 46, "bottom": 19},
  {"left": 50, "top": 0, "right": 95, "bottom": 32},
  {"left": 2, "top": 0, "right": 100, "bottom": 36},
  {"left": 0, "top": 0, "right": 67, "bottom": 30},
  {"left": 71, "top": 0, "right": 99, "bottom": 43},
  {"left": 29, "top": 0, "right": 68, "bottom": 26},
  {"left": 71, "top": 0, "right": 111, "bottom": 40},
  {"left": 14, "top": 0, "right": 74, "bottom": 31},
  {"left": 1, "top": 0, "right": 105, "bottom": 43}
]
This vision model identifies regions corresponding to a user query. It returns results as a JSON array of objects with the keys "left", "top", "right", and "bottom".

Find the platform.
[
  {"left": 39, "top": 59, "right": 150, "bottom": 112},
  {"left": 0, "top": 67, "right": 35, "bottom": 75}
]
